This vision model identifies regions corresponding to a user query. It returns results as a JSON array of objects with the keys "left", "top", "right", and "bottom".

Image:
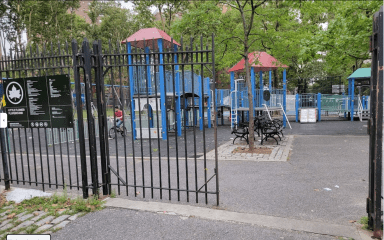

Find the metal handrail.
[{"left": 357, "top": 95, "right": 363, "bottom": 122}]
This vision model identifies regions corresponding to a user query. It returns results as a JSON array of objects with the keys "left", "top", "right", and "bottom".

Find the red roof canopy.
[
  {"left": 228, "top": 51, "right": 288, "bottom": 73},
  {"left": 121, "top": 28, "right": 180, "bottom": 50}
]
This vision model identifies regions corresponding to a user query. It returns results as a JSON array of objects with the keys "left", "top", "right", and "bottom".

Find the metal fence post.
[
  {"left": 82, "top": 39, "right": 99, "bottom": 196},
  {"left": 0, "top": 125, "right": 10, "bottom": 190},
  {"left": 93, "top": 40, "right": 110, "bottom": 196},
  {"left": 72, "top": 39, "right": 89, "bottom": 199},
  {"left": 368, "top": 6, "right": 383, "bottom": 238}
]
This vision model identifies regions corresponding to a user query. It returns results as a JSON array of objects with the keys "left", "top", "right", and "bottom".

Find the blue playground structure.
[
  {"left": 294, "top": 68, "right": 370, "bottom": 122},
  {"left": 227, "top": 52, "right": 290, "bottom": 129}
]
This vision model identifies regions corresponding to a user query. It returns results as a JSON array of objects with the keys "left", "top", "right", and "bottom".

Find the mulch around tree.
[{"left": 232, "top": 146, "right": 273, "bottom": 154}]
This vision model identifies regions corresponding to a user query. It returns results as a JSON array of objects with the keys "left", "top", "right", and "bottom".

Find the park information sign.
[{"left": 3, "top": 74, "right": 73, "bottom": 128}]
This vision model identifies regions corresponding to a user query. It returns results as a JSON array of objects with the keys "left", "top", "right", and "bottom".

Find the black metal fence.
[
  {"left": 0, "top": 36, "right": 219, "bottom": 206},
  {"left": 367, "top": 6, "right": 383, "bottom": 238},
  {"left": 293, "top": 76, "right": 344, "bottom": 94}
]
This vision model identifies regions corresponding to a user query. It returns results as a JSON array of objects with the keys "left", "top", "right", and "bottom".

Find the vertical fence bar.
[
  {"left": 200, "top": 36, "right": 208, "bottom": 204},
  {"left": 72, "top": 39, "right": 88, "bottom": 199},
  {"left": 82, "top": 39, "right": 99, "bottom": 196},
  {"left": 212, "top": 34, "right": 219, "bottom": 206},
  {"left": 150, "top": 39, "right": 162, "bottom": 199},
  {"left": 144, "top": 40, "right": 154, "bottom": 199},
  {"left": 0, "top": 123, "right": 10, "bottom": 190},
  {"left": 94, "top": 40, "right": 110, "bottom": 196}
]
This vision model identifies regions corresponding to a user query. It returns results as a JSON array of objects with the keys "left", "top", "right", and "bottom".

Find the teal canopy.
[{"left": 347, "top": 68, "right": 371, "bottom": 80}]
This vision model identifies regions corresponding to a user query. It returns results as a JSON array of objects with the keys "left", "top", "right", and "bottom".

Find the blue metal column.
[
  {"left": 268, "top": 70, "right": 272, "bottom": 106},
  {"left": 230, "top": 72, "right": 235, "bottom": 91},
  {"left": 158, "top": 39, "right": 167, "bottom": 139},
  {"left": 174, "top": 45, "right": 182, "bottom": 136},
  {"left": 215, "top": 89, "right": 218, "bottom": 124},
  {"left": 259, "top": 71, "right": 263, "bottom": 107},
  {"left": 207, "top": 78, "right": 211, "bottom": 128},
  {"left": 317, "top": 93, "right": 321, "bottom": 121},
  {"left": 251, "top": 67, "right": 256, "bottom": 111},
  {"left": 362, "top": 95, "right": 366, "bottom": 110},
  {"left": 351, "top": 78, "right": 355, "bottom": 121},
  {"left": 127, "top": 42, "right": 136, "bottom": 140},
  {"left": 199, "top": 76, "right": 203, "bottom": 130},
  {"left": 230, "top": 71, "right": 235, "bottom": 128},
  {"left": 145, "top": 47, "right": 152, "bottom": 95},
  {"left": 269, "top": 70, "right": 272, "bottom": 91},
  {"left": 283, "top": 69, "right": 287, "bottom": 127},
  {"left": 295, "top": 93, "right": 299, "bottom": 122},
  {"left": 145, "top": 47, "right": 153, "bottom": 128}
]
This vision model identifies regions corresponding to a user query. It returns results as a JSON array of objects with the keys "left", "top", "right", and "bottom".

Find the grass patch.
[
  {"left": 110, "top": 190, "right": 116, "bottom": 198},
  {"left": 360, "top": 216, "right": 371, "bottom": 230},
  {"left": 0, "top": 188, "right": 104, "bottom": 239}
]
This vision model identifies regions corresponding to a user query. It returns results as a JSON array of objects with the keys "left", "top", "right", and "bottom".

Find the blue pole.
[
  {"left": 158, "top": 39, "right": 167, "bottom": 139},
  {"left": 174, "top": 45, "right": 182, "bottom": 136},
  {"left": 268, "top": 70, "right": 272, "bottom": 106},
  {"left": 145, "top": 47, "right": 152, "bottom": 95},
  {"left": 259, "top": 71, "right": 263, "bottom": 107},
  {"left": 283, "top": 69, "right": 287, "bottom": 127},
  {"left": 295, "top": 93, "right": 299, "bottom": 122},
  {"left": 207, "top": 78, "right": 211, "bottom": 128},
  {"left": 199, "top": 76, "right": 203, "bottom": 130},
  {"left": 269, "top": 70, "right": 272, "bottom": 91},
  {"left": 127, "top": 42, "right": 136, "bottom": 140},
  {"left": 145, "top": 47, "right": 153, "bottom": 128},
  {"left": 351, "top": 78, "right": 354, "bottom": 122},
  {"left": 251, "top": 67, "right": 256, "bottom": 111},
  {"left": 230, "top": 72, "right": 235, "bottom": 91},
  {"left": 215, "top": 89, "right": 218, "bottom": 124},
  {"left": 317, "top": 93, "right": 321, "bottom": 121}
]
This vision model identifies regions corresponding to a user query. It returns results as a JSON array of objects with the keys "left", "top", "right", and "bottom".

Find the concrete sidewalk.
[{"left": 50, "top": 121, "right": 372, "bottom": 239}]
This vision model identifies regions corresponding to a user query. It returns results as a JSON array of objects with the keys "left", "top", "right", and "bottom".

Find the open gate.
[
  {"left": 367, "top": 6, "right": 383, "bottom": 238},
  {"left": 0, "top": 36, "right": 219, "bottom": 205}
]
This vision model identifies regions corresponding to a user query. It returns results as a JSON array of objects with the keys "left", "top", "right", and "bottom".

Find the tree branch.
[{"left": 219, "top": 35, "right": 245, "bottom": 45}]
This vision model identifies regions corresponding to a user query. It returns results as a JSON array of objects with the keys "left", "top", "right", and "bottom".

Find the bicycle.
[{"left": 109, "top": 121, "right": 127, "bottom": 139}]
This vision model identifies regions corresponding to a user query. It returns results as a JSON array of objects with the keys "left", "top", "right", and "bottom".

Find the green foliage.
[{"left": 133, "top": 0, "right": 190, "bottom": 33}]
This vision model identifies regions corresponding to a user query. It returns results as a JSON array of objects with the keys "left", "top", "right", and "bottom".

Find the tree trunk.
[{"left": 244, "top": 52, "right": 255, "bottom": 150}]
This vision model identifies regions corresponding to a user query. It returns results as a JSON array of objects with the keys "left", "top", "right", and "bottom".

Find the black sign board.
[{"left": 3, "top": 74, "right": 73, "bottom": 128}]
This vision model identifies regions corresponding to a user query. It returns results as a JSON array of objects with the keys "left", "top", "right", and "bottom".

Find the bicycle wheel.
[
  {"left": 109, "top": 127, "right": 117, "bottom": 139},
  {"left": 120, "top": 126, "right": 127, "bottom": 137}
]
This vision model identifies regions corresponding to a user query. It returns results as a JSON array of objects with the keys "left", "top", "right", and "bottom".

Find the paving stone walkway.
[
  {"left": 0, "top": 204, "right": 84, "bottom": 239},
  {"left": 204, "top": 135, "right": 293, "bottom": 161}
]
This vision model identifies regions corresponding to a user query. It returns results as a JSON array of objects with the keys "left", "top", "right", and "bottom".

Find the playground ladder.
[
  {"left": 230, "top": 90, "right": 238, "bottom": 129},
  {"left": 357, "top": 95, "right": 369, "bottom": 121}
]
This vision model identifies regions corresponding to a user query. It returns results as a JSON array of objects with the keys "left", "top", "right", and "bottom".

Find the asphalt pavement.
[{"left": 49, "top": 119, "right": 371, "bottom": 239}]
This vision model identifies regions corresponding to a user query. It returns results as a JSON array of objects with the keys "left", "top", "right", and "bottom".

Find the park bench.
[
  {"left": 260, "top": 119, "right": 284, "bottom": 145},
  {"left": 231, "top": 123, "right": 249, "bottom": 144}
]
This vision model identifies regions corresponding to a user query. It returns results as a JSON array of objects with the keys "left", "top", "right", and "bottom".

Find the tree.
[
  {"left": 314, "top": 1, "right": 381, "bottom": 80},
  {"left": 219, "top": 0, "right": 267, "bottom": 150},
  {"left": 132, "top": 0, "right": 190, "bottom": 33}
]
